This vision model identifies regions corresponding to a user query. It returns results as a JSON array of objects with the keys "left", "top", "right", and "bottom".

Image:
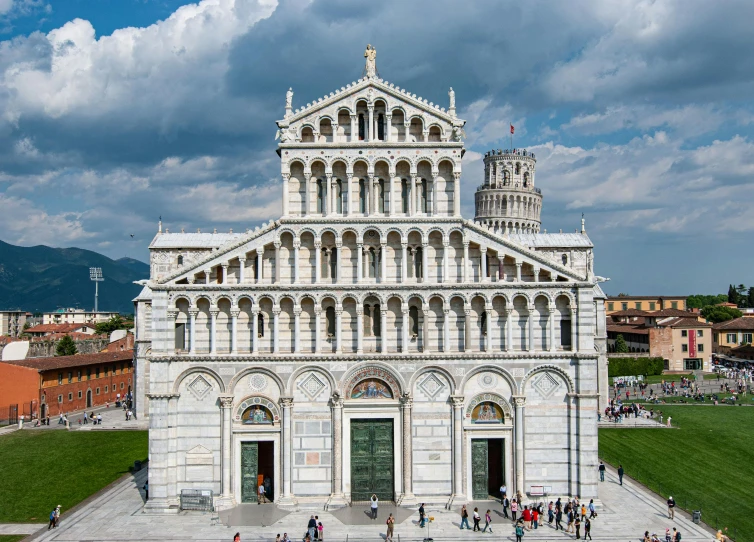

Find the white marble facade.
[{"left": 134, "top": 48, "right": 609, "bottom": 512}]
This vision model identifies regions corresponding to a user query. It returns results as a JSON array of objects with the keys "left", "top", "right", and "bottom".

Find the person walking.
[
  {"left": 580, "top": 503, "right": 587, "bottom": 521},
  {"left": 618, "top": 464, "right": 624, "bottom": 485},
  {"left": 667, "top": 496, "right": 676, "bottom": 519},
  {"left": 598, "top": 461, "right": 606, "bottom": 482},
  {"left": 83, "top": 412, "right": 88, "bottom": 424},
  {"left": 584, "top": 517, "right": 592, "bottom": 540},
  {"left": 317, "top": 521, "right": 324, "bottom": 541},
  {"left": 419, "top": 503, "right": 426, "bottom": 527},
  {"left": 483, "top": 509, "right": 493, "bottom": 533},
  {"left": 522, "top": 506, "right": 531, "bottom": 530},
  {"left": 472, "top": 507, "right": 481, "bottom": 531},
  {"left": 54, "top": 505, "right": 61, "bottom": 528},
  {"left": 460, "top": 505, "right": 470, "bottom": 530},
  {"left": 500, "top": 483, "right": 507, "bottom": 503},
  {"left": 385, "top": 513, "right": 394, "bottom": 541},
  {"left": 588, "top": 499, "right": 596, "bottom": 519},
  {"left": 97, "top": 413, "right": 102, "bottom": 424},
  {"left": 370, "top": 495, "right": 379, "bottom": 520},
  {"left": 48, "top": 507, "right": 57, "bottom": 530},
  {"left": 233, "top": 533, "right": 241, "bottom": 542},
  {"left": 548, "top": 501, "right": 554, "bottom": 524},
  {"left": 515, "top": 522, "right": 525, "bottom": 542},
  {"left": 307, "top": 515, "right": 317, "bottom": 540},
  {"left": 503, "top": 496, "right": 510, "bottom": 518},
  {"left": 258, "top": 482, "right": 266, "bottom": 504},
  {"left": 511, "top": 498, "right": 518, "bottom": 521},
  {"left": 555, "top": 506, "right": 563, "bottom": 531},
  {"left": 575, "top": 515, "right": 581, "bottom": 540},
  {"left": 143, "top": 480, "right": 149, "bottom": 501},
  {"left": 532, "top": 507, "right": 539, "bottom": 529},
  {"left": 672, "top": 527, "right": 681, "bottom": 542},
  {"left": 565, "top": 507, "right": 574, "bottom": 533}
]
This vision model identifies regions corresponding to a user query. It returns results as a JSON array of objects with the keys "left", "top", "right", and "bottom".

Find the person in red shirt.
[
  {"left": 522, "top": 506, "right": 532, "bottom": 530},
  {"left": 532, "top": 507, "right": 539, "bottom": 529}
]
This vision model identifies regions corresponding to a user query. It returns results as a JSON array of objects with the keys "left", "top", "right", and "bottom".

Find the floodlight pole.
[
  {"left": 89, "top": 267, "right": 104, "bottom": 314},
  {"left": 94, "top": 280, "right": 99, "bottom": 313}
]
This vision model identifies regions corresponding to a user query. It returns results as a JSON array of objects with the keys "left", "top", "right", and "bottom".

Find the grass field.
[
  {"left": 0, "top": 536, "right": 26, "bottom": 542},
  {"left": 599, "top": 406, "right": 754, "bottom": 541},
  {"left": 609, "top": 374, "right": 694, "bottom": 385},
  {"left": 0, "top": 430, "right": 147, "bottom": 523}
]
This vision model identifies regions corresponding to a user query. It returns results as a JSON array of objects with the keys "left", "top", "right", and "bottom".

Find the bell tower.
[{"left": 474, "top": 148, "right": 542, "bottom": 235}]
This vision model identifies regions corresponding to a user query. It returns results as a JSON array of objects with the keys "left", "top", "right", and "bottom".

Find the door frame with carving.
[{"left": 233, "top": 432, "right": 280, "bottom": 505}]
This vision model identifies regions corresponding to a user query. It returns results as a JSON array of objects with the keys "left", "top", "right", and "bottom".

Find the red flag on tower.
[{"left": 510, "top": 124, "right": 515, "bottom": 134}]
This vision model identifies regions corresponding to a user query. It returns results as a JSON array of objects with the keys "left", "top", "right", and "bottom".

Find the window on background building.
[
  {"left": 68, "top": 393, "right": 72, "bottom": 401},
  {"left": 714, "top": 333, "right": 719, "bottom": 343},
  {"left": 698, "top": 344, "right": 704, "bottom": 352},
  {"left": 67, "top": 372, "right": 72, "bottom": 383},
  {"left": 682, "top": 344, "right": 688, "bottom": 352},
  {"left": 177, "top": 255, "right": 184, "bottom": 266},
  {"left": 104, "top": 366, "right": 109, "bottom": 377},
  {"left": 607, "top": 302, "right": 614, "bottom": 311},
  {"left": 698, "top": 330, "right": 703, "bottom": 337},
  {"left": 95, "top": 367, "right": 100, "bottom": 378},
  {"left": 78, "top": 391, "right": 82, "bottom": 399},
  {"left": 96, "top": 387, "right": 100, "bottom": 395},
  {"left": 684, "top": 358, "right": 702, "bottom": 370},
  {"left": 635, "top": 302, "right": 642, "bottom": 310},
  {"left": 58, "top": 395, "right": 63, "bottom": 403},
  {"left": 621, "top": 303, "right": 628, "bottom": 311},
  {"left": 58, "top": 373, "right": 63, "bottom": 385},
  {"left": 743, "top": 333, "right": 753, "bottom": 344},
  {"left": 727, "top": 333, "right": 737, "bottom": 343},
  {"left": 121, "top": 382, "right": 125, "bottom": 389},
  {"left": 681, "top": 330, "right": 687, "bottom": 337},
  {"left": 121, "top": 363, "right": 125, "bottom": 373},
  {"left": 671, "top": 301, "right": 678, "bottom": 309},
  {"left": 105, "top": 386, "right": 108, "bottom": 393},
  {"left": 87, "top": 368, "right": 91, "bottom": 380},
  {"left": 649, "top": 302, "right": 656, "bottom": 310},
  {"left": 77, "top": 370, "right": 81, "bottom": 382}
]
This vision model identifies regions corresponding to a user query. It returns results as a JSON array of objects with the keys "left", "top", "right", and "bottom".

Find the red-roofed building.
[
  {"left": 25, "top": 323, "right": 97, "bottom": 338},
  {"left": 0, "top": 350, "right": 134, "bottom": 420}
]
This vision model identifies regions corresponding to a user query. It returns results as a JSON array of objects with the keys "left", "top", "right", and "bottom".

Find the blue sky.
[{"left": 0, "top": 0, "right": 752, "bottom": 295}]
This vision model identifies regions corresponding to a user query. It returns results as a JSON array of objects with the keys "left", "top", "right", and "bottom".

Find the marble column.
[
  {"left": 205, "top": 269, "right": 210, "bottom": 285},
  {"left": 331, "top": 177, "right": 338, "bottom": 215},
  {"left": 328, "top": 394, "right": 346, "bottom": 506},
  {"left": 570, "top": 308, "right": 577, "bottom": 351},
  {"left": 505, "top": 308, "right": 512, "bottom": 352},
  {"left": 401, "top": 242, "right": 408, "bottom": 282},
  {"left": 256, "top": 250, "right": 263, "bottom": 283},
  {"left": 335, "top": 242, "right": 342, "bottom": 283},
  {"left": 293, "top": 241, "right": 300, "bottom": 283},
  {"left": 368, "top": 106, "right": 374, "bottom": 141},
  {"left": 356, "top": 242, "right": 363, "bottom": 283},
  {"left": 274, "top": 241, "right": 281, "bottom": 283},
  {"left": 388, "top": 175, "right": 394, "bottom": 216},
  {"left": 401, "top": 308, "right": 409, "bottom": 353},
  {"left": 251, "top": 310, "right": 259, "bottom": 354},
  {"left": 221, "top": 263, "right": 228, "bottom": 285},
  {"left": 279, "top": 397, "right": 296, "bottom": 505},
  {"left": 442, "top": 241, "right": 449, "bottom": 283},
  {"left": 516, "top": 262, "right": 522, "bottom": 282},
  {"left": 450, "top": 395, "right": 465, "bottom": 500},
  {"left": 230, "top": 310, "right": 239, "bottom": 355},
  {"left": 380, "top": 243, "right": 387, "bottom": 283},
  {"left": 273, "top": 308, "right": 280, "bottom": 354},
  {"left": 443, "top": 308, "right": 450, "bottom": 352},
  {"left": 305, "top": 174, "right": 313, "bottom": 215},
  {"left": 422, "top": 304, "right": 431, "bottom": 353},
  {"left": 534, "top": 267, "right": 540, "bottom": 283},
  {"left": 356, "top": 308, "right": 364, "bottom": 354},
  {"left": 350, "top": 114, "right": 357, "bottom": 143},
  {"left": 421, "top": 242, "right": 428, "bottom": 283},
  {"left": 314, "top": 308, "right": 322, "bottom": 354},
  {"left": 381, "top": 309, "right": 388, "bottom": 353},
  {"left": 324, "top": 174, "right": 332, "bottom": 215},
  {"left": 404, "top": 122, "right": 410, "bottom": 144},
  {"left": 485, "top": 305, "right": 493, "bottom": 352},
  {"left": 408, "top": 174, "right": 415, "bottom": 215},
  {"left": 513, "top": 396, "right": 526, "bottom": 496},
  {"left": 453, "top": 172, "right": 461, "bottom": 216},
  {"left": 385, "top": 114, "right": 392, "bottom": 143},
  {"left": 282, "top": 173, "right": 290, "bottom": 216},
  {"left": 314, "top": 241, "right": 322, "bottom": 283},
  {"left": 549, "top": 305, "right": 556, "bottom": 352},
  {"left": 480, "top": 247, "right": 488, "bottom": 283},
  {"left": 464, "top": 308, "right": 472, "bottom": 352},
  {"left": 335, "top": 308, "right": 342, "bottom": 353},
  {"left": 463, "top": 242, "right": 470, "bottom": 283},
  {"left": 238, "top": 257, "right": 246, "bottom": 284},
  {"left": 400, "top": 395, "right": 416, "bottom": 503},
  {"left": 528, "top": 305, "right": 535, "bottom": 352},
  {"left": 219, "top": 395, "right": 234, "bottom": 506},
  {"left": 209, "top": 309, "right": 218, "bottom": 355},
  {"left": 293, "top": 308, "right": 301, "bottom": 353}
]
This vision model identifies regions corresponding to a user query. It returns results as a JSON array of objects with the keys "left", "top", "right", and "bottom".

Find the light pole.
[{"left": 89, "top": 267, "right": 104, "bottom": 313}]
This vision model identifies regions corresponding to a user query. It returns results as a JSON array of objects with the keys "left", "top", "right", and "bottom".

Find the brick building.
[
  {"left": 25, "top": 323, "right": 97, "bottom": 338},
  {"left": 0, "top": 348, "right": 134, "bottom": 419}
]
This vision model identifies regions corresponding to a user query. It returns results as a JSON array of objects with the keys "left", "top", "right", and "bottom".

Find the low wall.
[{"left": 0, "top": 338, "right": 110, "bottom": 359}]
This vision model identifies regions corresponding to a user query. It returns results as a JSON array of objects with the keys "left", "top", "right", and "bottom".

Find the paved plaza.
[{"left": 11, "top": 463, "right": 714, "bottom": 542}]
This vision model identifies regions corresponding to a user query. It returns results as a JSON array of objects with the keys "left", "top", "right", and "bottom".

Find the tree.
[
  {"left": 22, "top": 321, "right": 31, "bottom": 330},
  {"left": 687, "top": 294, "right": 728, "bottom": 309},
  {"left": 56, "top": 335, "right": 78, "bottom": 356},
  {"left": 615, "top": 334, "right": 629, "bottom": 353},
  {"left": 748, "top": 287, "right": 754, "bottom": 309},
  {"left": 94, "top": 316, "right": 132, "bottom": 335},
  {"left": 701, "top": 305, "right": 742, "bottom": 324},
  {"left": 728, "top": 284, "right": 739, "bottom": 305},
  {"left": 736, "top": 284, "right": 748, "bottom": 307}
]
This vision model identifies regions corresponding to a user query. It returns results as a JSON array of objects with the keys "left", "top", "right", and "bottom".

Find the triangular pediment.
[{"left": 186, "top": 445, "right": 212, "bottom": 456}]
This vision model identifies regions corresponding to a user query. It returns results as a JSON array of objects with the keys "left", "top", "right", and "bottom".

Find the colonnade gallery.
[{"left": 134, "top": 47, "right": 608, "bottom": 511}]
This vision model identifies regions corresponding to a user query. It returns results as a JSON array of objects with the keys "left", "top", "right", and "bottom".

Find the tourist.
[
  {"left": 370, "top": 495, "right": 379, "bottom": 520},
  {"left": 258, "top": 482, "right": 266, "bottom": 504},
  {"left": 521, "top": 506, "right": 531, "bottom": 530},
  {"left": 317, "top": 521, "right": 324, "bottom": 541},
  {"left": 83, "top": 412, "right": 88, "bottom": 424},
  {"left": 575, "top": 515, "right": 581, "bottom": 540},
  {"left": 460, "top": 504, "right": 470, "bottom": 529},
  {"left": 58, "top": 413, "right": 64, "bottom": 425},
  {"left": 282, "top": 533, "right": 290, "bottom": 542},
  {"left": 665, "top": 528, "right": 672, "bottom": 542},
  {"left": 532, "top": 507, "right": 539, "bottom": 529},
  {"left": 313, "top": 516, "right": 319, "bottom": 539},
  {"left": 97, "top": 413, "right": 102, "bottom": 424},
  {"left": 667, "top": 496, "right": 675, "bottom": 519},
  {"left": 580, "top": 502, "right": 587, "bottom": 521},
  {"left": 503, "top": 495, "right": 510, "bottom": 518},
  {"left": 500, "top": 483, "right": 507, "bottom": 503},
  {"left": 548, "top": 501, "right": 554, "bottom": 524},
  {"left": 598, "top": 461, "right": 606, "bottom": 482},
  {"left": 419, "top": 503, "right": 426, "bottom": 527},
  {"left": 618, "top": 464, "right": 624, "bottom": 485},
  {"left": 143, "top": 480, "right": 149, "bottom": 501},
  {"left": 54, "top": 505, "right": 61, "bottom": 527},
  {"left": 385, "top": 513, "right": 394, "bottom": 541},
  {"left": 483, "top": 509, "right": 493, "bottom": 533},
  {"left": 565, "top": 506, "right": 574, "bottom": 533},
  {"left": 584, "top": 517, "right": 592, "bottom": 540},
  {"left": 588, "top": 499, "right": 596, "bottom": 519},
  {"left": 510, "top": 498, "right": 518, "bottom": 521},
  {"left": 233, "top": 533, "right": 240, "bottom": 542},
  {"left": 307, "top": 515, "right": 317, "bottom": 540},
  {"left": 644, "top": 531, "right": 651, "bottom": 542},
  {"left": 515, "top": 521, "right": 525, "bottom": 542},
  {"left": 555, "top": 505, "right": 563, "bottom": 530},
  {"left": 473, "top": 507, "right": 481, "bottom": 531},
  {"left": 672, "top": 527, "right": 681, "bottom": 541},
  {"left": 48, "top": 507, "right": 57, "bottom": 530},
  {"left": 666, "top": 416, "right": 672, "bottom": 428}
]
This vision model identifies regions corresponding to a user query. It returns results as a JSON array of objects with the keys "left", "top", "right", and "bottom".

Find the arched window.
[
  {"left": 317, "top": 179, "right": 325, "bottom": 214},
  {"left": 421, "top": 179, "right": 428, "bottom": 213},
  {"left": 562, "top": 254, "right": 568, "bottom": 266},
  {"left": 335, "top": 180, "right": 343, "bottom": 214},
  {"left": 523, "top": 172, "right": 529, "bottom": 187},
  {"left": 359, "top": 179, "right": 367, "bottom": 213},
  {"left": 358, "top": 114, "right": 366, "bottom": 140},
  {"left": 301, "top": 127, "right": 314, "bottom": 142},
  {"left": 401, "top": 179, "right": 409, "bottom": 213},
  {"left": 377, "top": 114, "right": 385, "bottom": 140},
  {"left": 373, "top": 304, "right": 381, "bottom": 336},
  {"left": 368, "top": 249, "right": 376, "bottom": 278},
  {"left": 415, "top": 246, "right": 423, "bottom": 279},
  {"left": 515, "top": 163, "right": 521, "bottom": 175},
  {"left": 560, "top": 318, "right": 572, "bottom": 349},
  {"left": 257, "top": 314, "right": 265, "bottom": 337},
  {"left": 326, "top": 307, "right": 336, "bottom": 337},
  {"left": 330, "top": 248, "right": 337, "bottom": 280},
  {"left": 504, "top": 170, "right": 510, "bottom": 185},
  {"left": 177, "top": 255, "right": 184, "bottom": 266},
  {"left": 409, "top": 306, "right": 419, "bottom": 336},
  {"left": 378, "top": 179, "right": 385, "bottom": 213},
  {"left": 481, "top": 311, "right": 488, "bottom": 335}
]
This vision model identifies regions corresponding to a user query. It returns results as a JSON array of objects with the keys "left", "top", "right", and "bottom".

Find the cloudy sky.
[{"left": 0, "top": 0, "right": 752, "bottom": 295}]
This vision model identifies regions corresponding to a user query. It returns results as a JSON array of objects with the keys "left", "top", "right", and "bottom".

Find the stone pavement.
[
  {"left": 19, "top": 404, "right": 147, "bottom": 432},
  {"left": 16, "top": 463, "right": 716, "bottom": 542},
  {"left": 0, "top": 523, "right": 41, "bottom": 535}
]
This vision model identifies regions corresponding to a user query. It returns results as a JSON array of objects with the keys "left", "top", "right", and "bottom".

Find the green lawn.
[
  {"left": 599, "top": 406, "right": 754, "bottom": 541},
  {"left": 609, "top": 374, "right": 694, "bottom": 385},
  {"left": 0, "top": 430, "right": 147, "bottom": 523},
  {"left": 621, "top": 393, "right": 752, "bottom": 405},
  {"left": 0, "top": 536, "right": 26, "bottom": 542}
]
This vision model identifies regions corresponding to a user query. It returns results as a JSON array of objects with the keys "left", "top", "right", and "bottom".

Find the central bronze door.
[
  {"left": 351, "top": 419, "right": 394, "bottom": 502},
  {"left": 241, "top": 442, "right": 258, "bottom": 503},
  {"left": 472, "top": 438, "right": 506, "bottom": 500}
]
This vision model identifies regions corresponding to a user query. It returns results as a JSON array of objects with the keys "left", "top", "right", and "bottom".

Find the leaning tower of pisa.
[{"left": 474, "top": 148, "right": 542, "bottom": 235}]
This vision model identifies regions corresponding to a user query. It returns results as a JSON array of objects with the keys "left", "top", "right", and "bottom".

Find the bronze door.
[
  {"left": 241, "top": 442, "right": 258, "bottom": 503},
  {"left": 350, "top": 419, "right": 394, "bottom": 502}
]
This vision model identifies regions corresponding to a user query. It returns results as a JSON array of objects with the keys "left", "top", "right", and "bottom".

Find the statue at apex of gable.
[
  {"left": 286, "top": 87, "right": 293, "bottom": 109},
  {"left": 364, "top": 44, "right": 377, "bottom": 78}
]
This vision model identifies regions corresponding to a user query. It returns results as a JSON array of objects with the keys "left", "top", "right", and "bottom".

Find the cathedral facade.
[{"left": 134, "top": 48, "right": 608, "bottom": 512}]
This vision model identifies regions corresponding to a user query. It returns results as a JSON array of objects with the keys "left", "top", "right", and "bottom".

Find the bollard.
[{"left": 18, "top": 416, "right": 23, "bottom": 429}]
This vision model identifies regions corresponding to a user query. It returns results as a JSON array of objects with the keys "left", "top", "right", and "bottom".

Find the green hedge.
[{"left": 608, "top": 357, "right": 664, "bottom": 377}]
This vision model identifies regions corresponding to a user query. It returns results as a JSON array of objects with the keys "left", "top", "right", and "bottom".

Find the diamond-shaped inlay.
[
  {"left": 418, "top": 372, "right": 446, "bottom": 400},
  {"left": 532, "top": 372, "right": 560, "bottom": 399},
  {"left": 298, "top": 372, "right": 326, "bottom": 400},
  {"left": 188, "top": 375, "right": 212, "bottom": 400}
]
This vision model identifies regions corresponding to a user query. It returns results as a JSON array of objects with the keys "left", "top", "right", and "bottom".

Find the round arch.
[
  {"left": 286, "top": 365, "right": 338, "bottom": 397},
  {"left": 173, "top": 366, "right": 226, "bottom": 394},
  {"left": 229, "top": 366, "right": 286, "bottom": 395}
]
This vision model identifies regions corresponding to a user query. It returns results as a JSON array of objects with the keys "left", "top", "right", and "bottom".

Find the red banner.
[{"left": 688, "top": 329, "right": 697, "bottom": 358}]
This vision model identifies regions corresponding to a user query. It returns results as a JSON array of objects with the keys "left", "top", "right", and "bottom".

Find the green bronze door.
[
  {"left": 241, "top": 442, "right": 258, "bottom": 503},
  {"left": 472, "top": 439, "right": 489, "bottom": 500},
  {"left": 351, "top": 419, "right": 394, "bottom": 502}
]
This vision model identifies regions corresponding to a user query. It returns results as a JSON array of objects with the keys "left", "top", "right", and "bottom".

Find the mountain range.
[{"left": 0, "top": 240, "right": 150, "bottom": 315}]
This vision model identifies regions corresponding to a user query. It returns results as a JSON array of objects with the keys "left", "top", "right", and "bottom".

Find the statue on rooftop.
[
  {"left": 285, "top": 87, "right": 293, "bottom": 109},
  {"left": 449, "top": 87, "right": 455, "bottom": 109},
  {"left": 364, "top": 44, "right": 377, "bottom": 78}
]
